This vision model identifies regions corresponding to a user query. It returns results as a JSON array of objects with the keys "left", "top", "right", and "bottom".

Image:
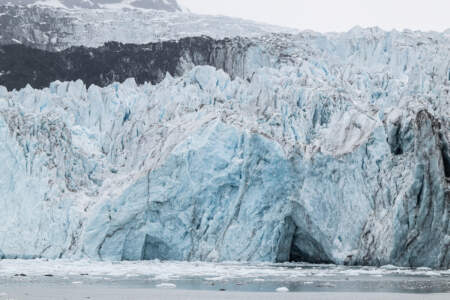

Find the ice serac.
[
  {"left": 0, "top": 28, "right": 448, "bottom": 268},
  {"left": 356, "top": 111, "right": 449, "bottom": 268}
]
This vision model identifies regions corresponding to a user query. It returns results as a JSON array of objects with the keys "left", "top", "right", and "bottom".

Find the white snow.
[
  {"left": 98, "top": 0, "right": 139, "bottom": 10},
  {"left": 1, "top": 4, "right": 298, "bottom": 49},
  {"left": 32, "top": 0, "right": 67, "bottom": 9}
]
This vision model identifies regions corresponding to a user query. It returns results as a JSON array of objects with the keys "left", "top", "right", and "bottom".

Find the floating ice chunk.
[
  {"left": 205, "top": 277, "right": 226, "bottom": 281},
  {"left": 275, "top": 287, "right": 289, "bottom": 292},
  {"left": 380, "top": 265, "right": 399, "bottom": 270},
  {"left": 156, "top": 283, "right": 176, "bottom": 289}
]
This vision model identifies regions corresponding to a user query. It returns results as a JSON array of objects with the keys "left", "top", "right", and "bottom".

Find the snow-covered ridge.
[
  {"left": 0, "top": 0, "right": 183, "bottom": 11},
  {"left": 1, "top": 4, "right": 449, "bottom": 53},
  {"left": 0, "top": 4, "right": 297, "bottom": 50}
]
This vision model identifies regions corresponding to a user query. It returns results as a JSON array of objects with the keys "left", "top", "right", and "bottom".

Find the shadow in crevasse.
[{"left": 276, "top": 216, "right": 333, "bottom": 264}]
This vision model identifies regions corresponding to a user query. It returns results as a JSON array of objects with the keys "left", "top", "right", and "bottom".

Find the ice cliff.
[{"left": 0, "top": 28, "right": 449, "bottom": 268}]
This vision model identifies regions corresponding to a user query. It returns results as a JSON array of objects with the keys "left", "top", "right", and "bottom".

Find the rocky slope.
[{"left": 0, "top": 36, "right": 266, "bottom": 90}]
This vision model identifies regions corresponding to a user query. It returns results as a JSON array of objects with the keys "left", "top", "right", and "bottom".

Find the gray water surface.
[{"left": 0, "top": 260, "right": 448, "bottom": 299}]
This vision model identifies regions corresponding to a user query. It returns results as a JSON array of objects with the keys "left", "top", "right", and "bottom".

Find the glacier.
[{"left": 0, "top": 27, "right": 449, "bottom": 268}]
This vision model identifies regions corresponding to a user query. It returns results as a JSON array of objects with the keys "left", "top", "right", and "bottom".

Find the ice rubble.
[
  {"left": 0, "top": 29, "right": 448, "bottom": 268},
  {"left": 0, "top": 259, "right": 448, "bottom": 280}
]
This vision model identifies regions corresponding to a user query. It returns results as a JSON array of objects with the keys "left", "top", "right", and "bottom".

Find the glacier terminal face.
[{"left": 0, "top": 26, "right": 448, "bottom": 268}]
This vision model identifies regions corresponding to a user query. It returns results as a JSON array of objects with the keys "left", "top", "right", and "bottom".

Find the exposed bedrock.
[{"left": 0, "top": 37, "right": 269, "bottom": 90}]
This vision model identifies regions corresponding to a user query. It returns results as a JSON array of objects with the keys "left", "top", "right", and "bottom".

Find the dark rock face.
[{"left": 0, "top": 36, "right": 262, "bottom": 90}]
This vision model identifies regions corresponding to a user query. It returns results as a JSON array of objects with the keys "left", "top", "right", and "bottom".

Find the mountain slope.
[
  {"left": 0, "top": 37, "right": 260, "bottom": 90},
  {"left": 0, "top": 4, "right": 296, "bottom": 51},
  {"left": 0, "top": 0, "right": 183, "bottom": 11}
]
